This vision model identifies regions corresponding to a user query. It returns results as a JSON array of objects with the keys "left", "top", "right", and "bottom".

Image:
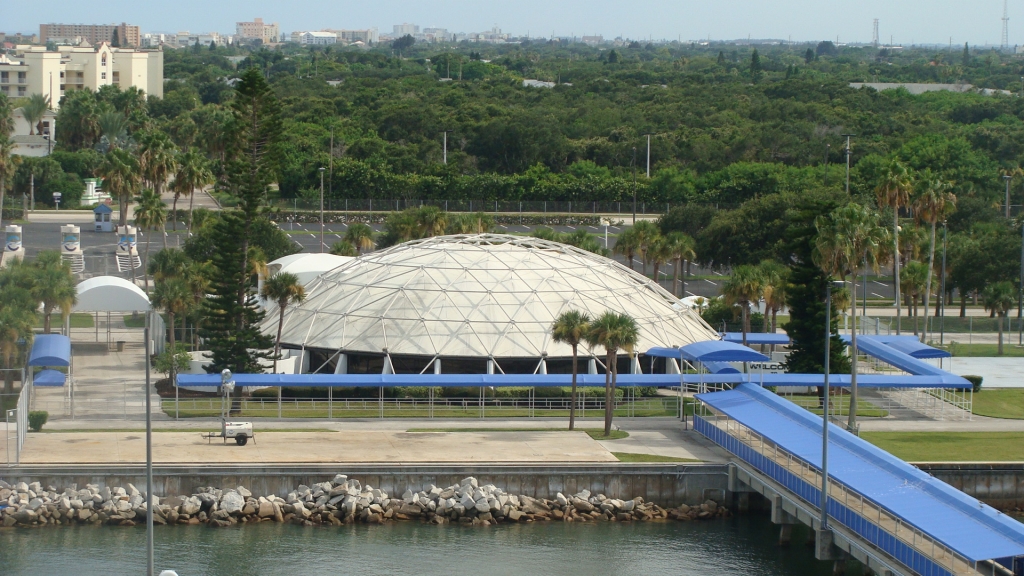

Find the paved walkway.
[{"left": 15, "top": 430, "right": 618, "bottom": 465}]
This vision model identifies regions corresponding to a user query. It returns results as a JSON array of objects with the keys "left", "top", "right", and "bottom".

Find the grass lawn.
[
  {"left": 34, "top": 313, "right": 93, "bottom": 329},
  {"left": 122, "top": 314, "right": 151, "bottom": 328},
  {"left": 942, "top": 343, "right": 1024, "bottom": 357},
  {"left": 612, "top": 452, "right": 701, "bottom": 463},
  {"left": 971, "top": 389, "right": 1024, "bottom": 419},
  {"left": 862, "top": 431, "right": 1024, "bottom": 461},
  {"left": 406, "top": 427, "right": 630, "bottom": 440},
  {"left": 787, "top": 395, "right": 889, "bottom": 418}
]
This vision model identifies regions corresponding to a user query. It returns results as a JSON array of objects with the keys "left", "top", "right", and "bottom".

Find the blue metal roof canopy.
[
  {"left": 33, "top": 369, "right": 66, "bottom": 387},
  {"left": 696, "top": 383, "right": 1024, "bottom": 563},
  {"left": 720, "top": 332, "right": 791, "bottom": 345},
  {"left": 845, "top": 336, "right": 950, "bottom": 376},
  {"left": 869, "top": 335, "right": 952, "bottom": 359},
  {"left": 28, "top": 334, "right": 71, "bottom": 367},
  {"left": 647, "top": 341, "right": 770, "bottom": 363}
]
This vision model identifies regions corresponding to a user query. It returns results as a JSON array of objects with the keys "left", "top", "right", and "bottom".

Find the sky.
[{"left": 3, "top": 0, "right": 1016, "bottom": 46}]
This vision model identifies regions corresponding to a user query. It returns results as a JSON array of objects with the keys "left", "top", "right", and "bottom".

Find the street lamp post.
[
  {"left": 319, "top": 167, "right": 325, "bottom": 253},
  {"left": 144, "top": 325, "right": 154, "bottom": 576},
  {"left": 820, "top": 281, "right": 839, "bottom": 538},
  {"left": 1005, "top": 174, "right": 1013, "bottom": 219},
  {"left": 631, "top": 147, "right": 638, "bottom": 224},
  {"left": 442, "top": 130, "right": 453, "bottom": 165},
  {"left": 1019, "top": 217, "right": 1024, "bottom": 345},
  {"left": 841, "top": 134, "right": 855, "bottom": 195},
  {"left": 642, "top": 133, "right": 654, "bottom": 178},
  {"left": 941, "top": 221, "right": 948, "bottom": 346}
]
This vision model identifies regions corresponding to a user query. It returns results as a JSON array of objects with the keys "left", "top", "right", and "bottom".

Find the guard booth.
[{"left": 93, "top": 204, "right": 113, "bottom": 233}]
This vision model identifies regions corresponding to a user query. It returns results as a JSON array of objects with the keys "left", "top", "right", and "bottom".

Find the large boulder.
[{"left": 221, "top": 492, "right": 245, "bottom": 515}]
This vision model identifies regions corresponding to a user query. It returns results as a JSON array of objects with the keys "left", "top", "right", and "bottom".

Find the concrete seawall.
[
  {"left": 917, "top": 463, "right": 1024, "bottom": 509},
  {"left": 1, "top": 464, "right": 730, "bottom": 507}
]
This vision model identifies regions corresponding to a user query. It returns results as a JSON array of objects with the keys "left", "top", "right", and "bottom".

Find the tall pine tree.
[
  {"left": 782, "top": 193, "right": 850, "bottom": 405},
  {"left": 201, "top": 67, "right": 281, "bottom": 411},
  {"left": 750, "top": 49, "right": 763, "bottom": 83}
]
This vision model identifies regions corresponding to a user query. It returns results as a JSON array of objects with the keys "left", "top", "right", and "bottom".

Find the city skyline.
[{"left": 3, "top": 0, "right": 1022, "bottom": 46}]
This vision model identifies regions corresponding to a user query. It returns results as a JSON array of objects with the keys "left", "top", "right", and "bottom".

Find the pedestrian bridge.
[{"left": 695, "top": 383, "right": 1024, "bottom": 576}]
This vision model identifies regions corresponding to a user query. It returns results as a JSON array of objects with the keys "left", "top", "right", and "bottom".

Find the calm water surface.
[{"left": 0, "top": 514, "right": 861, "bottom": 575}]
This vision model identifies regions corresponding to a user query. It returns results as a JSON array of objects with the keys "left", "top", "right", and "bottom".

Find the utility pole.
[
  {"left": 872, "top": 19, "right": 879, "bottom": 47},
  {"left": 1003, "top": 0, "right": 1011, "bottom": 51},
  {"left": 329, "top": 128, "right": 334, "bottom": 201},
  {"left": 319, "top": 167, "right": 325, "bottom": 253},
  {"left": 842, "top": 134, "right": 855, "bottom": 195},
  {"left": 941, "top": 221, "right": 948, "bottom": 346},
  {"left": 820, "top": 282, "right": 835, "bottom": 539},
  {"left": 631, "top": 147, "right": 638, "bottom": 224},
  {"left": 1019, "top": 217, "right": 1024, "bottom": 344}
]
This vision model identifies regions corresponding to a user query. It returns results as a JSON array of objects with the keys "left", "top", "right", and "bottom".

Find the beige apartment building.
[
  {"left": 40, "top": 23, "right": 140, "bottom": 47},
  {"left": 236, "top": 18, "right": 280, "bottom": 44},
  {"left": 0, "top": 44, "right": 163, "bottom": 104}
]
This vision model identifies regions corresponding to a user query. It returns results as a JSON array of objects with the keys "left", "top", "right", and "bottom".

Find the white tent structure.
[
  {"left": 264, "top": 234, "right": 719, "bottom": 374},
  {"left": 73, "top": 275, "right": 159, "bottom": 351},
  {"left": 266, "top": 253, "right": 354, "bottom": 286}
]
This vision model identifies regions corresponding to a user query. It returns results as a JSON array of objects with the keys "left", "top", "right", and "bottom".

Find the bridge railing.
[{"left": 701, "top": 412, "right": 975, "bottom": 576}]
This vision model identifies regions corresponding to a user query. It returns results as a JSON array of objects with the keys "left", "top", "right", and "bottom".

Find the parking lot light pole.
[{"left": 319, "top": 167, "right": 326, "bottom": 253}]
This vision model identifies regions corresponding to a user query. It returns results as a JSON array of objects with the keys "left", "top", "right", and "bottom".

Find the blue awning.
[
  {"left": 721, "top": 332, "right": 791, "bottom": 345},
  {"left": 696, "top": 383, "right": 1024, "bottom": 562},
  {"left": 680, "top": 341, "right": 770, "bottom": 363},
  {"left": 845, "top": 335, "right": 949, "bottom": 376},
  {"left": 866, "top": 335, "right": 952, "bottom": 359},
  {"left": 33, "top": 369, "right": 66, "bottom": 387},
  {"left": 28, "top": 334, "right": 71, "bottom": 367},
  {"left": 701, "top": 361, "right": 742, "bottom": 374}
]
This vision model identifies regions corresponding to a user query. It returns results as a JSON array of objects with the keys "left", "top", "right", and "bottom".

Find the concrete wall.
[
  {"left": 1, "top": 464, "right": 729, "bottom": 507},
  {"left": 916, "top": 463, "right": 1024, "bottom": 509}
]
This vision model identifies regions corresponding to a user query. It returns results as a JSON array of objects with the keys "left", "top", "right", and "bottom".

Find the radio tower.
[
  {"left": 1002, "top": 0, "right": 1010, "bottom": 50},
  {"left": 872, "top": 19, "right": 879, "bottom": 46}
]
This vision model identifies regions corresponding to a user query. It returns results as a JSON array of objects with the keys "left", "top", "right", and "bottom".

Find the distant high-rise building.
[
  {"left": 236, "top": 18, "right": 279, "bottom": 44},
  {"left": 332, "top": 29, "right": 379, "bottom": 44},
  {"left": 40, "top": 23, "right": 140, "bottom": 47},
  {"left": 393, "top": 23, "right": 419, "bottom": 37}
]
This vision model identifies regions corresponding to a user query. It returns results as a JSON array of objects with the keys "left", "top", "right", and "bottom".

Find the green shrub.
[
  {"left": 28, "top": 411, "right": 48, "bottom": 432},
  {"left": 963, "top": 375, "right": 983, "bottom": 393}
]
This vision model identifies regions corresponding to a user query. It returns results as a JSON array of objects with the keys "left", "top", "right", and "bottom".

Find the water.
[{"left": 0, "top": 515, "right": 858, "bottom": 575}]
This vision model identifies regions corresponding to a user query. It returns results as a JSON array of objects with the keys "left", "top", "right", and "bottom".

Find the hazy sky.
[{"left": 4, "top": 0, "right": 1015, "bottom": 46}]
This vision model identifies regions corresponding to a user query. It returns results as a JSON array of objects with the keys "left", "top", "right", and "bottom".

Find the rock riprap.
[{"left": 0, "top": 477, "right": 728, "bottom": 528}]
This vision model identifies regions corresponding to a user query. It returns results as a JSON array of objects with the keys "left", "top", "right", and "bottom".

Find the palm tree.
[
  {"left": 98, "top": 148, "right": 141, "bottom": 226},
  {"left": 20, "top": 94, "right": 50, "bottom": 136},
  {"left": 983, "top": 281, "right": 1016, "bottom": 355},
  {"left": 261, "top": 272, "right": 306, "bottom": 418},
  {"left": 648, "top": 236, "right": 671, "bottom": 287},
  {"left": 449, "top": 212, "right": 493, "bottom": 234},
  {"left": 912, "top": 174, "right": 956, "bottom": 342},
  {"left": 97, "top": 110, "right": 129, "bottom": 151},
  {"left": 665, "top": 232, "right": 696, "bottom": 298},
  {"left": 613, "top": 228, "right": 639, "bottom": 271},
  {"left": 722, "top": 265, "right": 764, "bottom": 346},
  {"left": 31, "top": 251, "right": 77, "bottom": 333},
  {"left": 134, "top": 189, "right": 167, "bottom": 292},
  {"left": 152, "top": 276, "right": 194, "bottom": 387},
  {"left": 758, "top": 260, "right": 789, "bottom": 335},
  {"left": 343, "top": 223, "right": 375, "bottom": 253},
  {"left": 170, "top": 149, "right": 213, "bottom": 232},
  {"left": 138, "top": 131, "right": 178, "bottom": 197},
  {"left": 148, "top": 248, "right": 191, "bottom": 285},
  {"left": 900, "top": 261, "right": 930, "bottom": 335},
  {"left": 875, "top": 160, "right": 914, "bottom": 333},
  {"left": 0, "top": 94, "right": 17, "bottom": 227},
  {"left": 551, "top": 310, "right": 591, "bottom": 431},
  {"left": 585, "top": 312, "right": 639, "bottom": 437},
  {"left": 330, "top": 241, "right": 357, "bottom": 256},
  {"left": 0, "top": 284, "right": 36, "bottom": 395},
  {"left": 415, "top": 206, "right": 448, "bottom": 237},
  {"left": 814, "top": 202, "right": 889, "bottom": 430},
  {"left": 631, "top": 221, "right": 661, "bottom": 277}
]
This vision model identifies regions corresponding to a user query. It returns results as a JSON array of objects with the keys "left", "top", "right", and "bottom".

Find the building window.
[
  {"left": 101, "top": 54, "right": 107, "bottom": 66},
  {"left": 101, "top": 72, "right": 107, "bottom": 80},
  {"left": 17, "top": 87, "right": 26, "bottom": 96},
  {"left": 0, "top": 72, "right": 7, "bottom": 83},
  {"left": 17, "top": 72, "right": 26, "bottom": 83}
]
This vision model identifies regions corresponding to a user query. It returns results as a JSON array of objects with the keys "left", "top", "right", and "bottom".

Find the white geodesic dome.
[{"left": 264, "top": 234, "right": 719, "bottom": 362}]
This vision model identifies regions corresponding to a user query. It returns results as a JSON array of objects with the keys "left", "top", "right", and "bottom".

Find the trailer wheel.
[{"left": 235, "top": 435, "right": 248, "bottom": 446}]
